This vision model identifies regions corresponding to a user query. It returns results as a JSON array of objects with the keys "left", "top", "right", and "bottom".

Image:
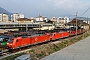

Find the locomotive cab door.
[
  {"left": 15, "top": 39, "right": 21, "bottom": 48},
  {"left": 51, "top": 33, "right": 56, "bottom": 40}
]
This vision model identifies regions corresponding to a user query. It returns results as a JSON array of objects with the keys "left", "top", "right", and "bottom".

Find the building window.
[{"left": 3, "top": 16, "right": 6, "bottom": 18}]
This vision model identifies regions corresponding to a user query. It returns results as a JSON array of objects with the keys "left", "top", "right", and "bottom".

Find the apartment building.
[
  {"left": 83, "top": 19, "right": 90, "bottom": 24},
  {"left": 36, "top": 15, "right": 47, "bottom": 22},
  {"left": 17, "top": 18, "right": 31, "bottom": 23},
  {"left": 50, "top": 17, "right": 57, "bottom": 22},
  {"left": 0, "top": 13, "right": 9, "bottom": 22},
  {"left": 57, "top": 17, "right": 70, "bottom": 23},
  {"left": 11, "top": 13, "right": 24, "bottom": 22}
]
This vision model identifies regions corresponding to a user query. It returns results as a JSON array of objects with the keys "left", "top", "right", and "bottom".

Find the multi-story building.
[
  {"left": 57, "top": 17, "right": 70, "bottom": 23},
  {"left": 83, "top": 18, "right": 90, "bottom": 24},
  {"left": 51, "top": 17, "right": 70, "bottom": 28},
  {"left": 50, "top": 17, "right": 57, "bottom": 22},
  {"left": 0, "top": 13, "right": 9, "bottom": 22},
  {"left": 76, "top": 17, "right": 90, "bottom": 24},
  {"left": 11, "top": 13, "right": 24, "bottom": 22},
  {"left": 35, "top": 15, "right": 47, "bottom": 22},
  {"left": 17, "top": 18, "right": 31, "bottom": 23}
]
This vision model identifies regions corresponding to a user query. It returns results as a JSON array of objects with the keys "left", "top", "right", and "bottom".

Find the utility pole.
[
  {"left": 87, "top": 17, "right": 89, "bottom": 31},
  {"left": 89, "top": 17, "right": 90, "bottom": 30},
  {"left": 2, "top": 13, "right": 3, "bottom": 22},
  {"left": 87, "top": 17, "right": 88, "bottom": 24},
  {"left": 76, "top": 12, "right": 78, "bottom": 36},
  {"left": 87, "top": 17, "right": 90, "bottom": 31},
  {"left": 26, "top": 19, "right": 28, "bottom": 32},
  {"left": 70, "top": 19, "right": 71, "bottom": 35},
  {"left": 39, "top": 14, "right": 41, "bottom": 30}
]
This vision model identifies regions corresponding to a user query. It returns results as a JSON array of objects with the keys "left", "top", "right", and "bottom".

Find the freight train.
[{"left": 5, "top": 28, "right": 85, "bottom": 51}]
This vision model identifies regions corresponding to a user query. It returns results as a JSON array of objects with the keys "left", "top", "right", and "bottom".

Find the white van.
[{"left": 15, "top": 54, "right": 31, "bottom": 60}]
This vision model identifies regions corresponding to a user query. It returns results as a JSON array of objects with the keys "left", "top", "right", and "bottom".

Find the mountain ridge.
[{"left": 0, "top": 7, "right": 12, "bottom": 19}]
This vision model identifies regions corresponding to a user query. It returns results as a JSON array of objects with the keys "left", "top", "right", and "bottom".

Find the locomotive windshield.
[
  {"left": 0, "top": 35, "right": 9, "bottom": 42},
  {"left": 0, "top": 38, "right": 3, "bottom": 42},
  {"left": 8, "top": 39, "right": 13, "bottom": 43}
]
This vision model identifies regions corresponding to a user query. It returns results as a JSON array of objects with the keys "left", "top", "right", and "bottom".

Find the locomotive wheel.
[{"left": 9, "top": 48, "right": 13, "bottom": 53}]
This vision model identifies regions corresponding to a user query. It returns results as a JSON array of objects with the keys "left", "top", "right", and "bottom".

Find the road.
[{"left": 41, "top": 36, "right": 90, "bottom": 60}]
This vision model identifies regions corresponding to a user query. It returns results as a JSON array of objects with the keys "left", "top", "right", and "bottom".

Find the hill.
[{"left": 0, "top": 7, "right": 12, "bottom": 19}]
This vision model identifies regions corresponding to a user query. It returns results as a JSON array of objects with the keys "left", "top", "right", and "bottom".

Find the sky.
[{"left": 0, "top": 0, "right": 90, "bottom": 18}]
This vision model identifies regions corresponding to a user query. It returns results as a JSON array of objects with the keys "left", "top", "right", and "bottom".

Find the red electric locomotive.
[
  {"left": 7, "top": 32, "right": 50, "bottom": 49},
  {"left": 51, "top": 31, "right": 69, "bottom": 40},
  {"left": 6, "top": 28, "right": 85, "bottom": 51}
]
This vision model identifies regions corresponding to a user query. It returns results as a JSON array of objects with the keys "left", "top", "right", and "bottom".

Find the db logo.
[{"left": 35, "top": 38, "right": 38, "bottom": 41}]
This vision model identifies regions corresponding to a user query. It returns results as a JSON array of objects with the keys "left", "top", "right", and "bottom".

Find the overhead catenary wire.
[{"left": 81, "top": 6, "right": 90, "bottom": 16}]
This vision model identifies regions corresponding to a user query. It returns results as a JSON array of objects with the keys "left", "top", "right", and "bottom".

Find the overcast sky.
[{"left": 0, "top": 0, "right": 90, "bottom": 18}]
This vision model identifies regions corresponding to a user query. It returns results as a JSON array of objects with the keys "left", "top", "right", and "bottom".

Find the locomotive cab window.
[
  {"left": 16, "top": 40, "right": 18, "bottom": 42},
  {"left": 50, "top": 33, "right": 52, "bottom": 36},
  {"left": 8, "top": 39, "right": 13, "bottom": 43},
  {"left": 6, "top": 38, "right": 9, "bottom": 41},
  {"left": 3, "top": 38, "right": 9, "bottom": 42},
  {"left": 0, "top": 38, "right": 3, "bottom": 42}
]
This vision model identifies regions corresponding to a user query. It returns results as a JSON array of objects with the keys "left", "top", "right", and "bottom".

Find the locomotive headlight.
[
  {"left": 10, "top": 44, "right": 12, "bottom": 45},
  {"left": 7, "top": 43, "right": 9, "bottom": 44}
]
